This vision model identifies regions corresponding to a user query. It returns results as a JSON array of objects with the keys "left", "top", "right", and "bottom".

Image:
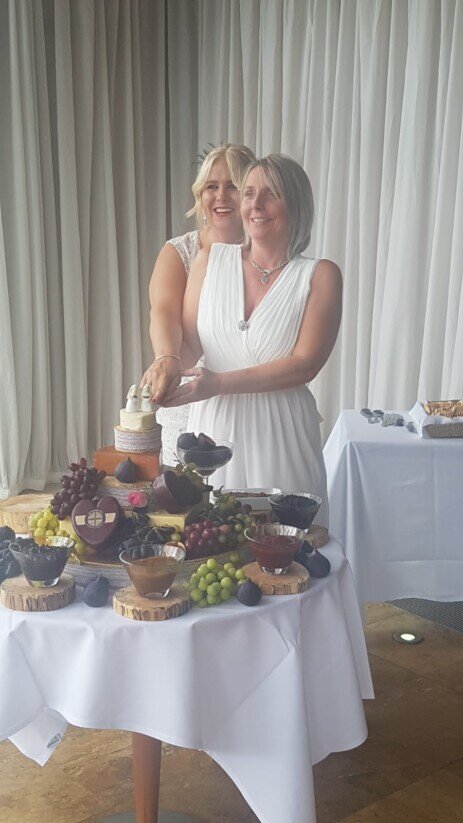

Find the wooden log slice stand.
[
  {"left": 242, "top": 560, "right": 310, "bottom": 595},
  {"left": 113, "top": 584, "right": 190, "bottom": 621},
  {"left": 0, "top": 573, "right": 75, "bottom": 611}
]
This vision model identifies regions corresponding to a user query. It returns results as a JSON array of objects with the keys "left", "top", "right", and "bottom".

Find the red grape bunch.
[
  {"left": 182, "top": 510, "right": 254, "bottom": 560},
  {"left": 50, "top": 458, "right": 106, "bottom": 520}
]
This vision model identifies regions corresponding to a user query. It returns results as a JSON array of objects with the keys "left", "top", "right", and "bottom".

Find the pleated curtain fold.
[{"left": 0, "top": 0, "right": 174, "bottom": 496}]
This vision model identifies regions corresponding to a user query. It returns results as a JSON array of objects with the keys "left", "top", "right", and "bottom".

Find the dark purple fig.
[
  {"left": 184, "top": 446, "right": 231, "bottom": 469},
  {"left": 115, "top": 458, "right": 139, "bottom": 484},
  {"left": 236, "top": 579, "right": 262, "bottom": 606},
  {"left": 295, "top": 547, "right": 331, "bottom": 578},
  {"left": 83, "top": 574, "right": 110, "bottom": 607},
  {"left": 177, "top": 432, "right": 199, "bottom": 450},
  {"left": 305, "top": 550, "right": 331, "bottom": 578},
  {"left": 197, "top": 432, "right": 216, "bottom": 450}
]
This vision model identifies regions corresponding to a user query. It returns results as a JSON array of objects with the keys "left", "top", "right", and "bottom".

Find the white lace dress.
[
  {"left": 156, "top": 231, "right": 200, "bottom": 466},
  {"left": 187, "top": 243, "right": 328, "bottom": 526},
  {"left": 166, "top": 230, "right": 200, "bottom": 273}
]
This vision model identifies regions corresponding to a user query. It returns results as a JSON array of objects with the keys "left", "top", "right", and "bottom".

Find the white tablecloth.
[
  {"left": 0, "top": 540, "right": 373, "bottom": 823},
  {"left": 324, "top": 410, "right": 463, "bottom": 605}
]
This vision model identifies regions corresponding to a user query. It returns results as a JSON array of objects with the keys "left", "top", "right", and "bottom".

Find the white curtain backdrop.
[
  {"left": 194, "top": 0, "right": 463, "bottom": 430},
  {"left": 1, "top": 0, "right": 462, "bottom": 497},
  {"left": 0, "top": 0, "right": 175, "bottom": 496}
]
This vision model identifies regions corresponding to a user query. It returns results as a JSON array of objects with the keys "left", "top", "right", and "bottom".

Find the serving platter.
[{"left": 212, "top": 487, "right": 281, "bottom": 512}]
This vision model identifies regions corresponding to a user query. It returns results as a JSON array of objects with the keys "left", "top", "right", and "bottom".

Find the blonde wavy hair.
[{"left": 186, "top": 144, "right": 256, "bottom": 227}]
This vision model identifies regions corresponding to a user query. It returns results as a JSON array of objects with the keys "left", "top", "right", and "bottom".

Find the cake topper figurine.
[
  {"left": 125, "top": 384, "right": 140, "bottom": 412},
  {"left": 140, "top": 383, "right": 157, "bottom": 412}
]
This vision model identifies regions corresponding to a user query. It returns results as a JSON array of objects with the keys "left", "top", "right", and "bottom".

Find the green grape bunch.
[
  {"left": 185, "top": 554, "right": 248, "bottom": 608},
  {"left": 211, "top": 488, "right": 253, "bottom": 518}
]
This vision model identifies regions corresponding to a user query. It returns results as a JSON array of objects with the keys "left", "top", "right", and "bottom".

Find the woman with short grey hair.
[{"left": 162, "top": 154, "right": 342, "bottom": 527}]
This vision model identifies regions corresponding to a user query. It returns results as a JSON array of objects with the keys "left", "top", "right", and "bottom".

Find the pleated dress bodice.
[
  {"left": 188, "top": 243, "right": 328, "bottom": 526},
  {"left": 197, "top": 244, "right": 315, "bottom": 370}
]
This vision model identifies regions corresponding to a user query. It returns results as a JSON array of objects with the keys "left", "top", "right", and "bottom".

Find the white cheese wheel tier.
[
  {"left": 97, "top": 477, "right": 153, "bottom": 509},
  {"left": 114, "top": 425, "right": 162, "bottom": 453},
  {"left": 120, "top": 409, "right": 157, "bottom": 432}
]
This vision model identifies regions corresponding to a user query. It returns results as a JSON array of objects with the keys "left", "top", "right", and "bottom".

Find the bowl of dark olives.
[
  {"left": 8, "top": 536, "right": 75, "bottom": 588},
  {"left": 268, "top": 493, "right": 322, "bottom": 530}
]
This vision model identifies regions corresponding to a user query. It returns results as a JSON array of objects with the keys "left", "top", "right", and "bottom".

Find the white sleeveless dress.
[
  {"left": 188, "top": 243, "right": 329, "bottom": 527},
  {"left": 166, "top": 230, "right": 200, "bottom": 273},
  {"left": 156, "top": 231, "right": 200, "bottom": 465}
]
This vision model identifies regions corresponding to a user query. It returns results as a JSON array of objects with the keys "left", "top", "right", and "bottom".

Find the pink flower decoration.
[{"left": 127, "top": 490, "right": 148, "bottom": 508}]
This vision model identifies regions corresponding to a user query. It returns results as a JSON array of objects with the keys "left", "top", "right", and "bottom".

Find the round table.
[{"left": 0, "top": 540, "right": 373, "bottom": 823}]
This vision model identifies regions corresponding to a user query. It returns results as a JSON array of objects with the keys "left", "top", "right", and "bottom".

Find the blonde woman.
[
  {"left": 163, "top": 155, "right": 342, "bottom": 526},
  {"left": 141, "top": 144, "right": 255, "bottom": 463},
  {"left": 142, "top": 144, "right": 255, "bottom": 400}
]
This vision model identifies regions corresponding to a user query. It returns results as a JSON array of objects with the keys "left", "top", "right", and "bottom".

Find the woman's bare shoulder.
[
  {"left": 150, "top": 242, "right": 188, "bottom": 288},
  {"left": 314, "top": 258, "right": 342, "bottom": 278},
  {"left": 312, "top": 258, "right": 342, "bottom": 292},
  {"left": 158, "top": 241, "right": 188, "bottom": 264}
]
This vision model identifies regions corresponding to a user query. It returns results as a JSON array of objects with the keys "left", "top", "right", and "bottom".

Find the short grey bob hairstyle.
[
  {"left": 186, "top": 143, "right": 256, "bottom": 227},
  {"left": 241, "top": 154, "right": 314, "bottom": 257}
]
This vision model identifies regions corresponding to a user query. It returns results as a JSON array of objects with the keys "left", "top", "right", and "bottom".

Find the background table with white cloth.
[
  {"left": 324, "top": 410, "right": 463, "bottom": 605},
  {"left": 0, "top": 539, "right": 373, "bottom": 823}
]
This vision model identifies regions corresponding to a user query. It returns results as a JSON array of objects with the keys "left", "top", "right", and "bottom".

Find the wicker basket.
[
  {"left": 66, "top": 555, "right": 130, "bottom": 590},
  {"left": 426, "top": 423, "right": 463, "bottom": 438},
  {"left": 65, "top": 545, "right": 253, "bottom": 590}
]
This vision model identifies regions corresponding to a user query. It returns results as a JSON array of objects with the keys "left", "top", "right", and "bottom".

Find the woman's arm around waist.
[{"left": 163, "top": 259, "right": 342, "bottom": 405}]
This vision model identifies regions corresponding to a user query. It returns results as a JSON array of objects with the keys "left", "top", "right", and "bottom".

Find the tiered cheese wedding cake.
[{"left": 94, "top": 385, "right": 162, "bottom": 506}]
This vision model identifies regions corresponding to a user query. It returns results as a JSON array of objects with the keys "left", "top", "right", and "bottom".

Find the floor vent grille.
[{"left": 388, "top": 598, "right": 463, "bottom": 633}]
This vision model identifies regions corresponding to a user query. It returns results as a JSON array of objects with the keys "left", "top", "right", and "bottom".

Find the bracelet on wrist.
[{"left": 154, "top": 354, "right": 181, "bottom": 363}]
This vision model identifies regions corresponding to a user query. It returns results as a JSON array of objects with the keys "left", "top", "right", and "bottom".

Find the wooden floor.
[{"left": 2, "top": 602, "right": 463, "bottom": 822}]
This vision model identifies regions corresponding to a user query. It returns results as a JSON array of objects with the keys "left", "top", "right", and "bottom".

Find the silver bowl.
[
  {"left": 268, "top": 492, "right": 322, "bottom": 530},
  {"left": 244, "top": 523, "right": 306, "bottom": 575}
]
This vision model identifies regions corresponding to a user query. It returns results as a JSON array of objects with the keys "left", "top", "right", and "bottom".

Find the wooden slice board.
[
  {"left": 113, "top": 584, "right": 191, "bottom": 621},
  {"left": 0, "top": 493, "right": 53, "bottom": 533},
  {"left": 242, "top": 561, "right": 310, "bottom": 595},
  {"left": 0, "top": 573, "right": 75, "bottom": 611},
  {"left": 304, "top": 525, "right": 329, "bottom": 549}
]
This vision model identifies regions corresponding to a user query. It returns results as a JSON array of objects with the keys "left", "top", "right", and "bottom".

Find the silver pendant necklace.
[{"left": 249, "top": 254, "right": 290, "bottom": 285}]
